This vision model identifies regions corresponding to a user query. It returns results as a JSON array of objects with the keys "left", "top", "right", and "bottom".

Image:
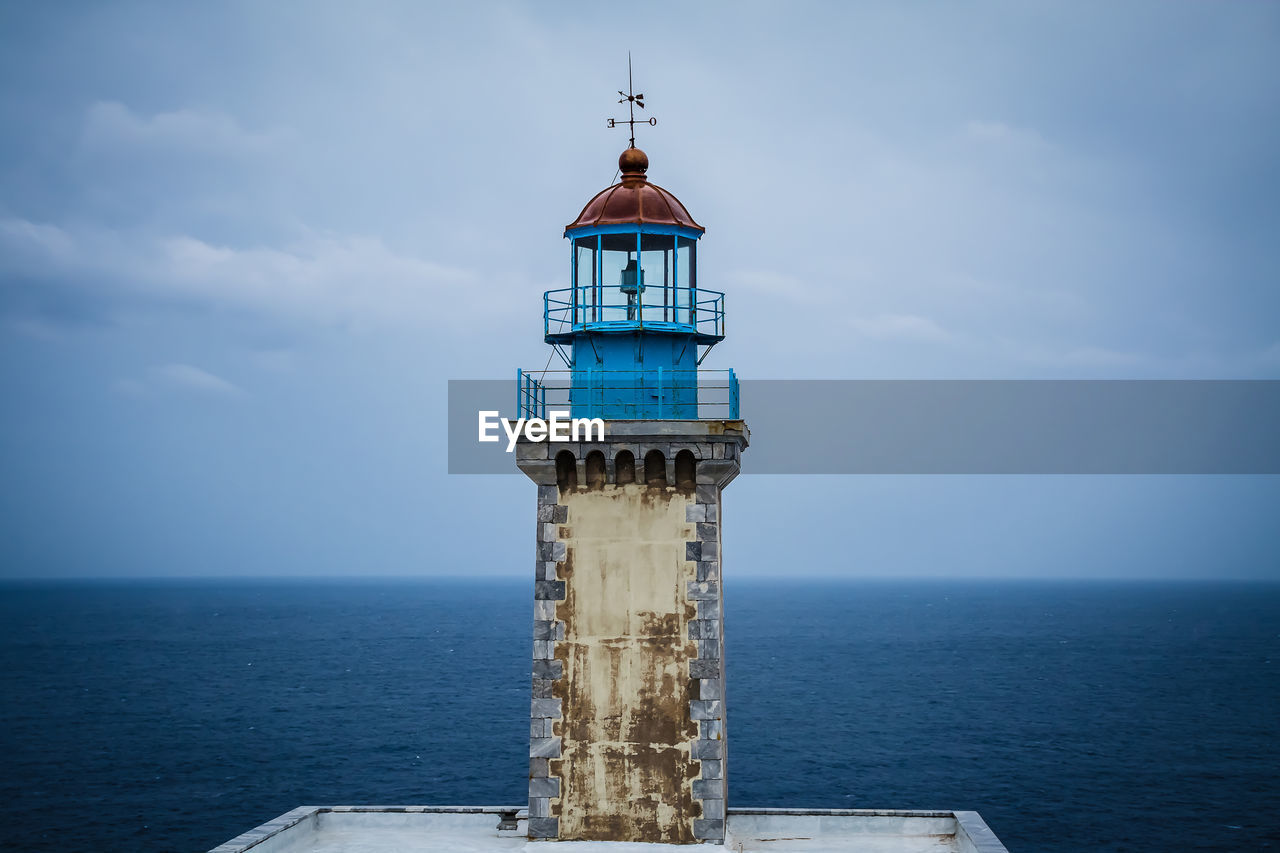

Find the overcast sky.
[{"left": 1, "top": 1, "right": 1277, "bottom": 580}]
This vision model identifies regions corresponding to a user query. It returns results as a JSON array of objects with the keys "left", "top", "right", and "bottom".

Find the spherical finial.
[{"left": 619, "top": 147, "right": 649, "bottom": 174}]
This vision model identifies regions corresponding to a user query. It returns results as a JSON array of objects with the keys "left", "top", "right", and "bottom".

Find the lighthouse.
[{"left": 514, "top": 138, "right": 747, "bottom": 844}]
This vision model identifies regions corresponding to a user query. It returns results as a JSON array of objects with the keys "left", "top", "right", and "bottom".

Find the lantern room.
[
  {"left": 552, "top": 147, "right": 719, "bottom": 343},
  {"left": 522, "top": 146, "right": 735, "bottom": 420}
]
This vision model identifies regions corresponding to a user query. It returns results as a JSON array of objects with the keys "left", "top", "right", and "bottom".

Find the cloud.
[
  {"left": 150, "top": 363, "right": 241, "bottom": 394},
  {"left": 991, "top": 338, "right": 1280, "bottom": 378},
  {"left": 1057, "top": 346, "right": 1148, "bottom": 368},
  {"left": 731, "top": 270, "right": 803, "bottom": 295},
  {"left": 0, "top": 217, "right": 77, "bottom": 270},
  {"left": 3, "top": 315, "right": 68, "bottom": 341},
  {"left": 110, "top": 364, "right": 241, "bottom": 397},
  {"left": 963, "top": 120, "right": 1050, "bottom": 150},
  {"left": 154, "top": 232, "right": 488, "bottom": 329},
  {"left": 109, "top": 378, "right": 147, "bottom": 398},
  {"left": 848, "top": 313, "right": 953, "bottom": 343},
  {"left": 247, "top": 349, "right": 296, "bottom": 373},
  {"left": 728, "top": 269, "right": 844, "bottom": 307},
  {"left": 0, "top": 217, "right": 485, "bottom": 331},
  {"left": 81, "top": 101, "right": 283, "bottom": 157}
]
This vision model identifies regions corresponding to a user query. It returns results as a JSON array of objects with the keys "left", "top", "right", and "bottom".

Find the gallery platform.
[{"left": 208, "top": 805, "right": 1009, "bottom": 853}]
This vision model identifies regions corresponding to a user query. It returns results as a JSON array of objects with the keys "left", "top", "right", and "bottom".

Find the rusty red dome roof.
[{"left": 565, "top": 148, "right": 704, "bottom": 234}]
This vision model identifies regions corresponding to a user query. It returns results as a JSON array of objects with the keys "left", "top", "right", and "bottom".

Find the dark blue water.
[{"left": 1, "top": 579, "right": 1277, "bottom": 852}]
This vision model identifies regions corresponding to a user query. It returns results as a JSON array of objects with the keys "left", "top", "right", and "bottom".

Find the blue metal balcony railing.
[
  {"left": 544, "top": 285, "right": 725, "bottom": 340},
  {"left": 515, "top": 368, "right": 739, "bottom": 421},
  {"left": 516, "top": 370, "right": 546, "bottom": 422}
]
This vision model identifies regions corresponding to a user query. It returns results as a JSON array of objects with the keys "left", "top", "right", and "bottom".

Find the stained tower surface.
[
  {"left": 514, "top": 145, "right": 745, "bottom": 843},
  {"left": 518, "top": 425, "right": 745, "bottom": 843}
]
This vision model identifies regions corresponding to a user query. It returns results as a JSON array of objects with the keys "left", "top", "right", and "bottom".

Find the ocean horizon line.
[{"left": 2, "top": 573, "right": 1276, "bottom": 585}]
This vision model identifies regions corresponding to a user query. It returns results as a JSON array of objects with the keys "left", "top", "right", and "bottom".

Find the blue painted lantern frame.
[{"left": 549, "top": 222, "right": 723, "bottom": 346}]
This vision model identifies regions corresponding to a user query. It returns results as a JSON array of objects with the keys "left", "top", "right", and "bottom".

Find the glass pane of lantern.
[
  {"left": 574, "top": 238, "right": 596, "bottom": 324},
  {"left": 599, "top": 233, "right": 637, "bottom": 323},
  {"left": 676, "top": 236, "right": 696, "bottom": 322},
  {"left": 639, "top": 232, "right": 669, "bottom": 324}
]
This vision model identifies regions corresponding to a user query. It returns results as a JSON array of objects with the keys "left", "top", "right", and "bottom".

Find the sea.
[{"left": 1, "top": 578, "right": 1277, "bottom": 853}]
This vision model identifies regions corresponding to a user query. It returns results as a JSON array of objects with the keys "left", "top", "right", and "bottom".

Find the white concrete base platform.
[{"left": 207, "top": 806, "right": 1009, "bottom": 853}]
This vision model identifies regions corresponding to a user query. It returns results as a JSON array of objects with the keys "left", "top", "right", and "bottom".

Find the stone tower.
[{"left": 514, "top": 146, "right": 747, "bottom": 844}]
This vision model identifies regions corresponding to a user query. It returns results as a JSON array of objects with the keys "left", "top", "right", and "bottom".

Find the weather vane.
[{"left": 607, "top": 52, "right": 656, "bottom": 149}]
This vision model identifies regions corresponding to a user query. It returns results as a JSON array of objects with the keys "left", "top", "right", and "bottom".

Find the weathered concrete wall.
[
  {"left": 517, "top": 422, "right": 745, "bottom": 845},
  {"left": 554, "top": 484, "right": 698, "bottom": 842}
]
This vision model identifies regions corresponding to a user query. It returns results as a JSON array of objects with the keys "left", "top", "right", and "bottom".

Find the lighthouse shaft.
[
  {"left": 518, "top": 425, "right": 745, "bottom": 844},
  {"left": 517, "top": 146, "right": 744, "bottom": 845}
]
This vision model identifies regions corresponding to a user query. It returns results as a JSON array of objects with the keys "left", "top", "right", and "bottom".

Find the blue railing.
[
  {"left": 516, "top": 369, "right": 547, "bottom": 420},
  {"left": 515, "top": 368, "right": 739, "bottom": 421},
  {"left": 544, "top": 285, "right": 724, "bottom": 339}
]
